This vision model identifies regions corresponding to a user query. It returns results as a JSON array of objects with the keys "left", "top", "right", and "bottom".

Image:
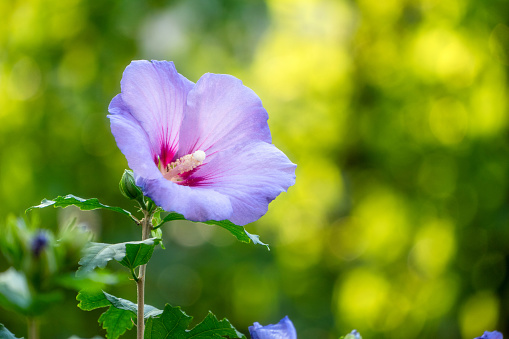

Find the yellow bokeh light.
[
  {"left": 428, "top": 97, "right": 468, "bottom": 146},
  {"left": 469, "top": 69, "right": 508, "bottom": 137},
  {"left": 409, "top": 219, "right": 456, "bottom": 278},
  {"left": 415, "top": 275, "right": 460, "bottom": 318},
  {"left": 263, "top": 155, "right": 343, "bottom": 243},
  {"left": 356, "top": 0, "right": 402, "bottom": 24},
  {"left": 58, "top": 43, "right": 97, "bottom": 89},
  {"left": 354, "top": 187, "right": 409, "bottom": 263},
  {"left": 253, "top": 0, "right": 354, "bottom": 100},
  {"left": 328, "top": 217, "right": 367, "bottom": 262},
  {"left": 460, "top": 291, "right": 499, "bottom": 339},
  {"left": 335, "top": 268, "right": 409, "bottom": 331},
  {"left": 7, "top": 57, "right": 41, "bottom": 101},
  {"left": 336, "top": 268, "right": 389, "bottom": 324},
  {"left": 411, "top": 28, "right": 479, "bottom": 87}
]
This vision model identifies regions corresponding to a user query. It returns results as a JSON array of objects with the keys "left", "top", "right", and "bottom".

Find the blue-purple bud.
[
  {"left": 31, "top": 231, "right": 48, "bottom": 258},
  {"left": 249, "top": 316, "right": 296, "bottom": 339},
  {"left": 475, "top": 331, "right": 503, "bottom": 339}
]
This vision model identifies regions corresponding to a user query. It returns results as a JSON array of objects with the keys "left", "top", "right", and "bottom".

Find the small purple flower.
[
  {"left": 108, "top": 60, "right": 296, "bottom": 225},
  {"left": 31, "top": 231, "right": 48, "bottom": 258},
  {"left": 475, "top": 331, "right": 503, "bottom": 339},
  {"left": 249, "top": 316, "right": 297, "bottom": 339}
]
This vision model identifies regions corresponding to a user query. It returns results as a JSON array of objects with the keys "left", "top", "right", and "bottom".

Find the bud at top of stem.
[
  {"left": 119, "top": 169, "right": 145, "bottom": 205},
  {"left": 31, "top": 230, "right": 48, "bottom": 258}
]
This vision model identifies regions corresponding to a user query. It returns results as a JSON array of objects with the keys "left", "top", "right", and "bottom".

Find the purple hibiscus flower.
[
  {"left": 475, "top": 331, "right": 503, "bottom": 339},
  {"left": 108, "top": 60, "right": 296, "bottom": 225},
  {"left": 249, "top": 316, "right": 297, "bottom": 339}
]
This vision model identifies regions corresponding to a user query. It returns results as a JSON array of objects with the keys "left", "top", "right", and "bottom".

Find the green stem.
[
  {"left": 27, "top": 317, "right": 38, "bottom": 339},
  {"left": 137, "top": 211, "right": 152, "bottom": 339}
]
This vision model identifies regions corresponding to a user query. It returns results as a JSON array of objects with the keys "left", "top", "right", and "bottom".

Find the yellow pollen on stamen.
[{"left": 162, "top": 150, "right": 206, "bottom": 182}]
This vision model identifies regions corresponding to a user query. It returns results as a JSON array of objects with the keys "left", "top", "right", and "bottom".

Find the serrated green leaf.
[
  {"left": 145, "top": 304, "right": 245, "bottom": 339},
  {"left": 77, "top": 290, "right": 162, "bottom": 319},
  {"left": 76, "top": 289, "right": 111, "bottom": 311},
  {"left": 98, "top": 306, "right": 134, "bottom": 339},
  {"left": 118, "top": 242, "right": 156, "bottom": 270},
  {"left": 186, "top": 312, "right": 246, "bottom": 339},
  {"left": 145, "top": 304, "right": 192, "bottom": 339},
  {"left": 77, "top": 238, "right": 159, "bottom": 277},
  {"left": 155, "top": 213, "right": 269, "bottom": 250},
  {"left": 26, "top": 195, "right": 136, "bottom": 222},
  {"left": 0, "top": 323, "right": 24, "bottom": 339},
  {"left": 103, "top": 292, "right": 162, "bottom": 318},
  {"left": 77, "top": 290, "right": 162, "bottom": 339}
]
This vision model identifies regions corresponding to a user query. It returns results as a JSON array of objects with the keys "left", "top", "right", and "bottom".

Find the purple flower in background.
[
  {"left": 345, "top": 329, "right": 362, "bottom": 339},
  {"left": 475, "top": 331, "right": 503, "bottom": 339},
  {"left": 108, "top": 60, "right": 296, "bottom": 225},
  {"left": 249, "top": 316, "right": 297, "bottom": 339},
  {"left": 31, "top": 231, "right": 48, "bottom": 258}
]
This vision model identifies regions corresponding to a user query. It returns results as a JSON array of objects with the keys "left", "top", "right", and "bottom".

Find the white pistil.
[
  {"left": 192, "top": 150, "right": 206, "bottom": 162},
  {"left": 163, "top": 150, "right": 206, "bottom": 182}
]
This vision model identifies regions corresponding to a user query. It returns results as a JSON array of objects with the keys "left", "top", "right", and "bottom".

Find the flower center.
[{"left": 161, "top": 150, "right": 206, "bottom": 182}]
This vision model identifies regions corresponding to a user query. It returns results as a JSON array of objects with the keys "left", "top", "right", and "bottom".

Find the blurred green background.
[{"left": 1, "top": 0, "right": 509, "bottom": 338}]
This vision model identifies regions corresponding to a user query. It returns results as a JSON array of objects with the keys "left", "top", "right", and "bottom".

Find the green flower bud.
[
  {"left": 119, "top": 169, "right": 144, "bottom": 204},
  {"left": 145, "top": 197, "right": 156, "bottom": 213}
]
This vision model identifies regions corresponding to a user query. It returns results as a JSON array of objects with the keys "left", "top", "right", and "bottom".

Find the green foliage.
[
  {"left": 77, "top": 290, "right": 162, "bottom": 339},
  {"left": 118, "top": 242, "right": 156, "bottom": 271},
  {"left": 77, "top": 290, "right": 163, "bottom": 318},
  {"left": 0, "top": 323, "right": 23, "bottom": 339},
  {"left": 103, "top": 292, "right": 163, "bottom": 319},
  {"left": 0, "top": 216, "right": 97, "bottom": 317},
  {"left": 103, "top": 292, "right": 162, "bottom": 318},
  {"left": 155, "top": 212, "right": 269, "bottom": 249},
  {"left": 0, "top": 268, "right": 31, "bottom": 313},
  {"left": 97, "top": 307, "right": 134, "bottom": 339},
  {"left": 78, "top": 291, "right": 245, "bottom": 339},
  {"left": 27, "top": 195, "right": 137, "bottom": 223},
  {"left": 186, "top": 313, "right": 246, "bottom": 339},
  {"left": 77, "top": 238, "right": 160, "bottom": 277},
  {"left": 150, "top": 227, "right": 165, "bottom": 249},
  {"left": 145, "top": 304, "right": 245, "bottom": 339},
  {"left": 0, "top": 268, "right": 63, "bottom": 316},
  {"left": 76, "top": 290, "right": 112, "bottom": 311}
]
